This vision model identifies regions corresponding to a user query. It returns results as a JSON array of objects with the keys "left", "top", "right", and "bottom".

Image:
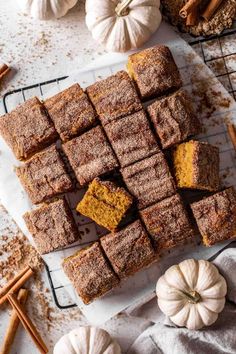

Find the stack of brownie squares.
[{"left": 1, "top": 44, "right": 236, "bottom": 306}]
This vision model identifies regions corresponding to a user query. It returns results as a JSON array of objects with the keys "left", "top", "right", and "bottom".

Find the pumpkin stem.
[
  {"left": 116, "top": 0, "right": 133, "bottom": 16},
  {"left": 181, "top": 290, "right": 201, "bottom": 304}
]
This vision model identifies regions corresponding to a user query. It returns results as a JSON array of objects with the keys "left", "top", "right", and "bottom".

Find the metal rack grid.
[
  {"left": 2, "top": 28, "right": 236, "bottom": 311},
  {"left": 189, "top": 29, "right": 236, "bottom": 100}
]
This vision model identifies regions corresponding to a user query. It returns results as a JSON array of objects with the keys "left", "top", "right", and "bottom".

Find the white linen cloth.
[{"left": 125, "top": 247, "right": 236, "bottom": 354}]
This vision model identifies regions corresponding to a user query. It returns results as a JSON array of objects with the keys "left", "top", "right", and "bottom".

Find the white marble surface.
[{"left": 0, "top": 0, "right": 106, "bottom": 97}]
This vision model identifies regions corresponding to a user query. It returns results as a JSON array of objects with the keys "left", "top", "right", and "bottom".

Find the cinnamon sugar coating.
[
  {"left": 100, "top": 220, "right": 155, "bottom": 278},
  {"left": 63, "top": 242, "right": 119, "bottom": 304},
  {"left": 0, "top": 97, "right": 57, "bottom": 160},
  {"left": 44, "top": 84, "right": 97, "bottom": 142},
  {"left": 140, "top": 194, "right": 194, "bottom": 251},
  {"left": 127, "top": 45, "right": 182, "bottom": 100},
  {"left": 104, "top": 110, "right": 159, "bottom": 167},
  {"left": 121, "top": 153, "right": 176, "bottom": 209},
  {"left": 86, "top": 71, "right": 142, "bottom": 126},
  {"left": 63, "top": 126, "right": 118, "bottom": 186},
  {"left": 24, "top": 198, "right": 79, "bottom": 254},
  {"left": 15, "top": 145, "right": 73, "bottom": 204},
  {"left": 191, "top": 187, "right": 236, "bottom": 246},
  {"left": 147, "top": 89, "right": 201, "bottom": 149}
]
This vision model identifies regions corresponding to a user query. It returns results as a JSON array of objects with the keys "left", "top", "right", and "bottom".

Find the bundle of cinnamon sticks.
[
  {"left": 179, "top": 0, "right": 223, "bottom": 26},
  {"left": 0, "top": 64, "right": 10, "bottom": 82},
  {"left": 0, "top": 266, "right": 48, "bottom": 354}
]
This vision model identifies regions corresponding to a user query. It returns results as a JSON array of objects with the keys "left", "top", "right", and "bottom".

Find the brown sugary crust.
[
  {"left": 191, "top": 140, "right": 220, "bottom": 191},
  {"left": 24, "top": 198, "right": 79, "bottom": 254},
  {"left": 15, "top": 145, "right": 73, "bottom": 204},
  {"left": 127, "top": 45, "right": 182, "bottom": 100},
  {"left": 86, "top": 70, "right": 142, "bottom": 126},
  {"left": 191, "top": 187, "right": 236, "bottom": 246},
  {"left": 100, "top": 220, "right": 156, "bottom": 278},
  {"left": 44, "top": 84, "right": 97, "bottom": 142},
  {"left": 62, "top": 126, "right": 119, "bottom": 186},
  {"left": 62, "top": 242, "right": 119, "bottom": 304},
  {"left": 140, "top": 194, "right": 194, "bottom": 250},
  {"left": 147, "top": 89, "right": 201, "bottom": 149},
  {"left": 121, "top": 153, "right": 176, "bottom": 209},
  {"left": 104, "top": 110, "right": 159, "bottom": 167},
  {"left": 0, "top": 97, "right": 58, "bottom": 160}
]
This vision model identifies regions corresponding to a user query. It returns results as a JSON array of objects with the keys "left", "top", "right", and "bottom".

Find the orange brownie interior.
[
  {"left": 173, "top": 140, "right": 220, "bottom": 192},
  {"left": 76, "top": 178, "right": 133, "bottom": 231}
]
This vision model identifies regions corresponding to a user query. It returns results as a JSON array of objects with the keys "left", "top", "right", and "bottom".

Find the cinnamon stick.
[
  {"left": 179, "top": 0, "right": 202, "bottom": 18},
  {"left": 7, "top": 293, "right": 48, "bottom": 354},
  {"left": 186, "top": 9, "right": 198, "bottom": 25},
  {"left": 0, "top": 266, "right": 30, "bottom": 298},
  {"left": 1, "top": 289, "right": 28, "bottom": 354},
  {"left": 0, "top": 267, "right": 33, "bottom": 305},
  {"left": 227, "top": 123, "right": 236, "bottom": 151},
  {"left": 202, "top": 0, "right": 223, "bottom": 21},
  {"left": 0, "top": 64, "right": 10, "bottom": 81}
]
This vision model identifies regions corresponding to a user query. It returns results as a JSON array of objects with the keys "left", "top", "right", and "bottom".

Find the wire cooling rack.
[{"left": 2, "top": 28, "right": 236, "bottom": 311}]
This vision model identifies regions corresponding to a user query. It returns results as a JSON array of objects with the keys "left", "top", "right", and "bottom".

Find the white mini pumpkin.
[
  {"left": 156, "top": 259, "right": 227, "bottom": 330},
  {"left": 17, "top": 0, "right": 78, "bottom": 20},
  {"left": 53, "top": 326, "right": 121, "bottom": 354},
  {"left": 85, "top": 0, "right": 162, "bottom": 52}
]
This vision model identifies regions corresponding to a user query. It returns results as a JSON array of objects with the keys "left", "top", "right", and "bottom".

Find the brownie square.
[
  {"left": 100, "top": 220, "right": 155, "bottom": 279},
  {"left": 44, "top": 84, "right": 97, "bottom": 142},
  {"left": 63, "top": 126, "right": 118, "bottom": 186},
  {"left": 104, "top": 110, "right": 159, "bottom": 167},
  {"left": 191, "top": 187, "right": 236, "bottom": 246},
  {"left": 173, "top": 140, "right": 220, "bottom": 192},
  {"left": 147, "top": 89, "right": 201, "bottom": 149},
  {"left": 86, "top": 70, "right": 142, "bottom": 126},
  {"left": 63, "top": 242, "right": 119, "bottom": 304},
  {"left": 121, "top": 153, "right": 176, "bottom": 209},
  {"left": 140, "top": 194, "right": 194, "bottom": 251},
  {"left": 0, "top": 97, "right": 57, "bottom": 160},
  {"left": 127, "top": 45, "right": 182, "bottom": 100},
  {"left": 15, "top": 145, "right": 73, "bottom": 204},
  {"left": 76, "top": 178, "right": 133, "bottom": 231},
  {"left": 24, "top": 198, "right": 79, "bottom": 254}
]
